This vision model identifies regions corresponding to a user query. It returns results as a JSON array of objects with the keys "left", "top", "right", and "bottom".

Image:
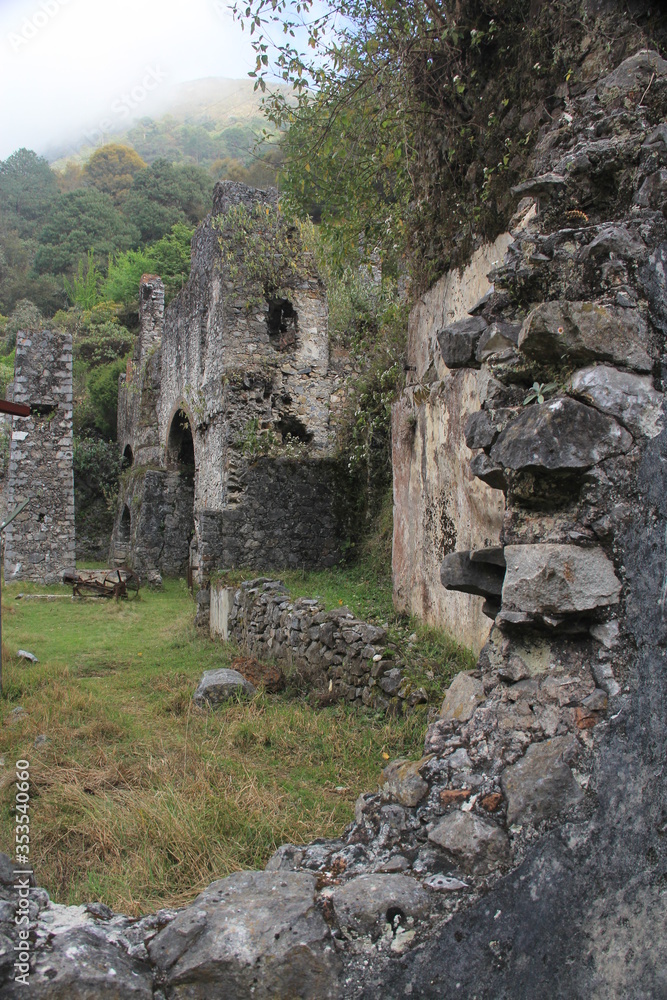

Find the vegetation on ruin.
[
  {"left": 0, "top": 579, "right": 429, "bottom": 915},
  {"left": 235, "top": 0, "right": 667, "bottom": 290},
  {"left": 328, "top": 271, "right": 407, "bottom": 530},
  {"left": 213, "top": 202, "right": 320, "bottom": 307}
]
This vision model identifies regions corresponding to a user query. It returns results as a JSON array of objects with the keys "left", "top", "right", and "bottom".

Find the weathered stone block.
[
  {"left": 517, "top": 301, "right": 653, "bottom": 372},
  {"left": 475, "top": 323, "right": 520, "bottom": 362},
  {"left": 149, "top": 871, "right": 339, "bottom": 999},
  {"left": 510, "top": 172, "right": 566, "bottom": 200},
  {"left": 436, "top": 316, "right": 488, "bottom": 368},
  {"left": 440, "top": 673, "right": 485, "bottom": 723},
  {"left": 501, "top": 736, "right": 583, "bottom": 826},
  {"left": 331, "top": 874, "right": 430, "bottom": 940},
  {"left": 464, "top": 409, "right": 499, "bottom": 450},
  {"left": 502, "top": 544, "right": 621, "bottom": 615},
  {"left": 428, "top": 811, "right": 509, "bottom": 874},
  {"left": 359, "top": 623, "right": 387, "bottom": 644},
  {"left": 1, "top": 927, "right": 153, "bottom": 998},
  {"left": 597, "top": 48, "right": 667, "bottom": 98},
  {"left": 379, "top": 668, "right": 403, "bottom": 695},
  {"left": 634, "top": 169, "right": 667, "bottom": 210},
  {"left": 193, "top": 668, "right": 256, "bottom": 707},
  {"left": 569, "top": 365, "right": 663, "bottom": 439},
  {"left": 440, "top": 551, "right": 505, "bottom": 599},
  {"left": 490, "top": 397, "right": 632, "bottom": 471},
  {"left": 382, "top": 757, "right": 431, "bottom": 807},
  {"left": 469, "top": 451, "right": 507, "bottom": 490}
]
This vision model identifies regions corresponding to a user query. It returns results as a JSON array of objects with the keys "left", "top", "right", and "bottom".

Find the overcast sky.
[{"left": 0, "top": 0, "right": 259, "bottom": 160}]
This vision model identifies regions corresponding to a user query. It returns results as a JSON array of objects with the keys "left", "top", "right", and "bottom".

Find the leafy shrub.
[
  {"left": 64, "top": 250, "right": 102, "bottom": 310},
  {"left": 6, "top": 298, "right": 42, "bottom": 336},
  {"left": 73, "top": 438, "right": 122, "bottom": 512},
  {"left": 75, "top": 358, "right": 128, "bottom": 440},
  {"left": 103, "top": 222, "right": 194, "bottom": 305},
  {"left": 0, "top": 349, "right": 16, "bottom": 396}
]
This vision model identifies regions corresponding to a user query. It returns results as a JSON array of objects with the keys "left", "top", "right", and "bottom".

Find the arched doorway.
[
  {"left": 165, "top": 408, "right": 196, "bottom": 577},
  {"left": 167, "top": 410, "right": 195, "bottom": 469},
  {"left": 122, "top": 444, "right": 134, "bottom": 470}
]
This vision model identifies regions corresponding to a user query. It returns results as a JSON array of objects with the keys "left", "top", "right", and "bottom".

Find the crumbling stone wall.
[
  {"left": 112, "top": 468, "right": 195, "bottom": 579},
  {"left": 211, "top": 577, "right": 426, "bottom": 711},
  {"left": 4, "top": 330, "right": 75, "bottom": 583},
  {"left": 116, "top": 277, "right": 164, "bottom": 469},
  {"left": 111, "top": 182, "right": 350, "bottom": 583}
]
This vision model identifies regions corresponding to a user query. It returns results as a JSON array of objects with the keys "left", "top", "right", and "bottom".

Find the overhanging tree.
[{"left": 230, "top": 0, "right": 666, "bottom": 288}]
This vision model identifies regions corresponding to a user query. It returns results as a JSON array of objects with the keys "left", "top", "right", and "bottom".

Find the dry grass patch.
[{"left": 0, "top": 580, "right": 426, "bottom": 915}]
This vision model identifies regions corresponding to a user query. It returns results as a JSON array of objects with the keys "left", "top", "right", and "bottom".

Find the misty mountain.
[{"left": 47, "top": 77, "right": 286, "bottom": 171}]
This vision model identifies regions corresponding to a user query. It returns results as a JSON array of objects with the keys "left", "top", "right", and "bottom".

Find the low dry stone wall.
[{"left": 209, "top": 578, "right": 427, "bottom": 711}]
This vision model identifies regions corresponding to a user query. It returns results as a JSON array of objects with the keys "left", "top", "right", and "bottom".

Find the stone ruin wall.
[
  {"left": 392, "top": 236, "right": 510, "bottom": 654},
  {"left": 3, "top": 44, "right": 667, "bottom": 1000},
  {"left": 111, "top": 182, "right": 352, "bottom": 585},
  {"left": 210, "top": 577, "right": 426, "bottom": 712},
  {"left": 3, "top": 330, "right": 75, "bottom": 584}
]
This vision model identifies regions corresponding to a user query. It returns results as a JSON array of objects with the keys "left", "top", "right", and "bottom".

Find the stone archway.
[
  {"left": 165, "top": 407, "right": 196, "bottom": 576},
  {"left": 166, "top": 409, "right": 195, "bottom": 469}
]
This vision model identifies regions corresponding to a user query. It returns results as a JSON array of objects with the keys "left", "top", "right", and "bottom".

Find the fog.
[{"left": 0, "top": 0, "right": 257, "bottom": 160}]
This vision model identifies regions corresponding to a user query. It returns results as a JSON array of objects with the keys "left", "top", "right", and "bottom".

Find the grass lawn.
[{"left": 0, "top": 577, "right": 430, "bottom": 916}]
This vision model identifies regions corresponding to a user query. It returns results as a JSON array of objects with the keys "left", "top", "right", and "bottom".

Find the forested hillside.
[
  {"left": 0, "top": 77, "right": 283, "bottom": 561},
  {"left": 49, "top": 77, "right": 284, "bottom": 175},
  {"left": 0, "top": 102, "right": 275, "bottom": 555}
]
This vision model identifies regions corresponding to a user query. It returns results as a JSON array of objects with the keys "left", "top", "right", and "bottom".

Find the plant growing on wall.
[
  {"left": 523, "top": 381, "right": 558, "bottom": 405},
  {"left": 213, "top": 202, "right": 318, "bottom": 307},
  {"left": 235, "top": 417, "right": 277, "bottom": 457}
]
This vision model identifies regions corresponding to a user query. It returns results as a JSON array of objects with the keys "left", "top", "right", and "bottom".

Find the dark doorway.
[
  {"left": 122, "top": 444, "right": 134, "bottom": 470},
  {"left": 167, "top": 410, "right": 195, "bottom": 469},
  {"left": 165, "top": 408, "right": 196, "bottom": 578}
]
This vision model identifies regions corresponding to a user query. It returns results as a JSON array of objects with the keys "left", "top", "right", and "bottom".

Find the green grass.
[{"left": 0, "top": 578, "right": 428, "bottom": 916}]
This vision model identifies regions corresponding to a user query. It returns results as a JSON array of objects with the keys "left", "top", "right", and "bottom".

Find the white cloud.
[{"left": 0, "top": 0, "right": 257, "bottom": 159}]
